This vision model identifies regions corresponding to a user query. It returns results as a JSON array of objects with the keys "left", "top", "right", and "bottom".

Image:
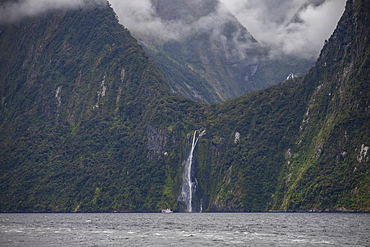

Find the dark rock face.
[{"left": 147, "top": 125, "right": 168, "bottom": 160}]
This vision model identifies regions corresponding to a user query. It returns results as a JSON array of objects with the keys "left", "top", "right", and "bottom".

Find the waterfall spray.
[{"left": 181, "top": 130, "right": 199, "bottom": 212}]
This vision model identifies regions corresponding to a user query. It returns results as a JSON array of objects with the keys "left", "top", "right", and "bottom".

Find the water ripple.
[{"left": 0, "top": 213, "right": 369, "bottom": 246}]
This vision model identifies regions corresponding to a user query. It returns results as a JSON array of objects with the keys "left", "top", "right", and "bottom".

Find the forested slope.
[
  {"left": 0, "top": 2, "right": 171, "bottom": 212},
  {"left": 145, "top": 0, "right": 370, "bottom": 212},
  {"left": 276, "top": 0, "right": 370, "bottom": 211},
  {"left": 210, "top": 0, "right": 370, "bottom": 211},
  {"left": 214, "top": 0, "right": 370, "bottom": 211}
]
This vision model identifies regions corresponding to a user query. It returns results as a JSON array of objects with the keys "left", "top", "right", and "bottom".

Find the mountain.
[
  {"left": 276, "top": 0, "right": 370, "bottom": 211},
  {"left": 132, "top": 0, "right": 314, "bottom": 103},
  {"left": 0, "top": 0, "right": 369, "bottom": 212},
  {"left": 0, "top": 2, "right": 171, "bottom": 212},
  {"left": 197, "top": 0, "right": 370, "bottom": 211},
  {"left": 201, "top": 0, "right": 370, "bottom": 212}
]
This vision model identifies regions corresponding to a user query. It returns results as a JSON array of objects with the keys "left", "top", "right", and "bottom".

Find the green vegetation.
[
  {"left": 0, "top": 3, "right": 170, "bottom": 212},
  {"left": 0, "top": 0, "right": 369, "bottom": 212}
]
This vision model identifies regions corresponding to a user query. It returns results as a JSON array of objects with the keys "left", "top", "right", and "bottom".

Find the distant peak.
[{"left": 150, "top": 0, "right": 219, "bottom": 23}]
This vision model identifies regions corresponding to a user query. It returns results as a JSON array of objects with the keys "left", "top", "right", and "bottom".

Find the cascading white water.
[{"left": 181, "top": 131, "right": 199, "bottom": 212}]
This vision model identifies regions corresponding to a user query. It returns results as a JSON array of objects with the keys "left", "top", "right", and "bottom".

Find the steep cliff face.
[
  {"left": 275, "top": 0, "right": 370, "bottom": 211},
  {"left": 147, "top": 125, "right": 168, "bottom": 160}
]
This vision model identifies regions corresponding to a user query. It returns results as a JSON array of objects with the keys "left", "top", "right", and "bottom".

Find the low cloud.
[
  {"left": 108, "top": 0, "right": 187, "bottom": 42},
  {"left": 1, "top": 0, "right": 347, "bottom": 60},
  {"left": 0, "top": 0, "right": 105, "bottom": 23},
  {"left": 108, "top": 0, "right": 259, "bottom": 61},
  {"left": 109, "top": 0, "right": 346, "bottom": 59},
  {"left": 220, "top": 0, "right": 346, "bottom": 59}
]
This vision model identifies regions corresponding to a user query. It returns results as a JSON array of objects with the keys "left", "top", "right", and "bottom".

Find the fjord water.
[{"left": 1, "top": 213, "right": 369, "bottom": 246}]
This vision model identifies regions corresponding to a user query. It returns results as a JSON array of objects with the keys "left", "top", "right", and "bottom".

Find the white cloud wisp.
[
  {"left": 0, "top": 0, "right": 105, "bottom": 23},
  {"left": 220, "top": 0, "right": 346, "bottom": 59}
]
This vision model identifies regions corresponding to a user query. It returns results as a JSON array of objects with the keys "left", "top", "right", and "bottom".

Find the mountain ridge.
[{"left": 0, "top": 0, "right": 369, "bottom": 212}]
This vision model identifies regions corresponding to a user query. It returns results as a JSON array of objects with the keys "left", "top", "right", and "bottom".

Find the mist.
[
  {"left": 107, "top": 0, "right": 191, "bottom": 42},
  {"left": 109, "top": 0, "right": 346, "bottom": 60},
  {"left": 108, "top": 0, "right": 260, "bottom": 62},
  {"left": 0, "top": 0, "right": 347, "bottom": 60},
  {"left": 0, "top": 0, "right": 105, "bottom": 23},
  {"left": 220, "top": 0, "right": 347, "bottom": 59}
]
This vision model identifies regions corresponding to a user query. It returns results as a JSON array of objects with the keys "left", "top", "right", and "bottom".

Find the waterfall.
[{"left": 181, "top": 130, "right": 199, "bottom": 212}]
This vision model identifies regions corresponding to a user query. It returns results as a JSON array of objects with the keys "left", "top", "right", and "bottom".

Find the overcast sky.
[{"left": 0, "top": 0, "right": 346, "bottom": 59}]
